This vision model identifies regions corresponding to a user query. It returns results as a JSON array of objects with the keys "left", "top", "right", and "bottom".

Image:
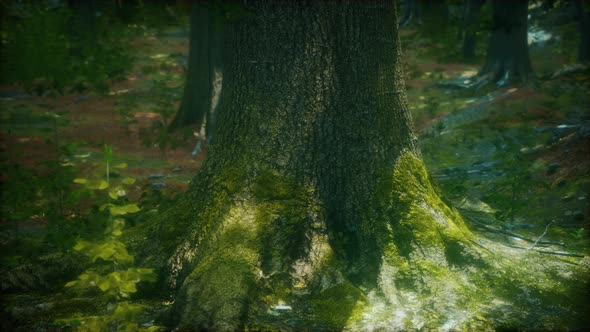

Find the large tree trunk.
[
  {"left": 479, "top": 0, "right": 532, "bottom": 85},
  {"left": 137, "top": 1, "right": 565, "bottom": 330}
]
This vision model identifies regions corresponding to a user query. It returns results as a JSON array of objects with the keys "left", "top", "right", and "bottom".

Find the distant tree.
[
  {"left": 399, "top": 0, "right": 421, "bottom": 26},
  {"left": 67, "top": 0, "right": 97, "bottom": 57},
  {"left": 479, "top": 0, "right": 532, "bottom": 85},
  {"left": 461, "top": 0, "right": 485, "bottom": 61},
  {"left": 575, "top": 0, "right": 589, "bottom": 62},
  {"left": 169, "top": 1, "right": 224, "bottom": 154}
]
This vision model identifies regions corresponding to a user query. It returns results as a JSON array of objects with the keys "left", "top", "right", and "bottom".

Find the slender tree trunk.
[
  {"left": 169, "top": 2, "right": 210, "bottom": 130},
  {"left": 575, "top": 0, "right": 590, "bottom": 62},
  {"left": 479, "top": 0, "right": 532, "bottom": 85},
  {"left": 170, "top": 1, "right": 224, "bottom": 137},
  {"left": 461, "top": 0, "right": 485, "bottom": 61},
  {"left": 68, "top": 0, "right": 97, "bottom": 57},
  {"left": 143, "top": 1, "right": 481, "bottom": 330},
  {"left": 400, "top": 0, "right": 421, "bottom": 26}
]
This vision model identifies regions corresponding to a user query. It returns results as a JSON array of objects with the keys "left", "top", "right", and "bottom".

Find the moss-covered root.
[
  {"left": 173, "top": 256, "right": 258, "bottom": 331},
  {"left": 370, "top": 152, "right": 482, "bottom": 283},
  {"left": 171, "top": 201, "right": 261, "bottom": 331}
]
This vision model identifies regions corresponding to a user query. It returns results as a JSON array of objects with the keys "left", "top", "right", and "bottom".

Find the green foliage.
[
  {"left": 0, "top": 1, "right": 132, "bottom": 94},
  {"left": 58, "top": 149, "right": 158, "bottom": 331},
  {"left": 0, "top": 108, "right": 89, "bottom": 249}
]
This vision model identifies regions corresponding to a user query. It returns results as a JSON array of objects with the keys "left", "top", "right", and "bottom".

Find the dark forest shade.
[
  {"left": 141, "top": 1, "right": 478, "bottom": 330},
  {"left": 479, "top": 0, "right": 533, "bottom": 85}
]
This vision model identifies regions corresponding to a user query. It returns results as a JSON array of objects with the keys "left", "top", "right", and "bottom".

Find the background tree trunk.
[
  {"left": 575, "top": 0, "right": 590, "bottom": 62},
  {"left": 169, "top": 2, "right": 223, "bottom": 132},
  {"left": 144, "top": 1, "right": 480, "bottom": 330},
  {"left": 461, "top": 0, "right": 485, "bottom": 61},
  {"left": 479, "top": 0, "right": 532, "bottom": 85},
  {"left": 67, "top": 0, "right": 97, "bottom": 57}
]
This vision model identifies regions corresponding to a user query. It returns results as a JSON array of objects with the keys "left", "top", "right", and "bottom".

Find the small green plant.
[{"left": 58, "top": 149, "right": 158, "bottom": 331}]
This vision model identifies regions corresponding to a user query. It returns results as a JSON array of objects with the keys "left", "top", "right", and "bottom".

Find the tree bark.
[
  {"left": 67, "top": 0, "right": 97, "bottom": 57},
  {"left": 479, "top": 0, "right": 533, "bottom": 85},
  {"left": 461, "top": 0, "right": 485, "bottom": 61},
  {"left": 575, "top": 0, "right": 590, "bottom": 62},
  {"left": 144, "top": 1, "right": 482, "bottom": 330},
  {"left": 169, "top": 1, "right": 224, "bottom": 134}
]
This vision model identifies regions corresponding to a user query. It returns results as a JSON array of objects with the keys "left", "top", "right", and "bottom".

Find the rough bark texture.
[
  {"left": 135, "top": 1, "right": 590, "bottom": 331},
  {"left": 170, "top": 2, "right": 223, "bottom": 132},
  {"left": 479, "top": 0, "right": 533, "bottom": 85},
  {"left": 144, "top": 1, "right": 476, "bottom": 330}
]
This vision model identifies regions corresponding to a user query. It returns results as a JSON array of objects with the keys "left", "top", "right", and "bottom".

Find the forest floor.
[{"left": 1, "top": 15, "right": 589, "bottom": 331}]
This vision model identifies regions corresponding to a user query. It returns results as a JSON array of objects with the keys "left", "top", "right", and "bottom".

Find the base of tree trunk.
[{"left": 139, "top": 153, "right": 589, "bottom": 331}]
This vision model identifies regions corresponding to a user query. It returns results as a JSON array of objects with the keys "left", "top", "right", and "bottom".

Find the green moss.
[
  {"left": 173, "top": 169, "right": 325, "bottom": 330},
  {"left": 252, "top": 168, "right": 297, "bottom": 201},
  {"left": 310, "top": 281, "right": 368, "bottom": 328},
  {"left": 174, "top": 203, "right": 261, "bottom": 330}
]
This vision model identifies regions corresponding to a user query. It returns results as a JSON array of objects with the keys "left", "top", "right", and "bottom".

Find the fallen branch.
[
  {"left": 501, "top": 243, "right": 584, "bottom": 258},
  {"left": 467, "top": 215, "right": 566, "bottom": 248}
]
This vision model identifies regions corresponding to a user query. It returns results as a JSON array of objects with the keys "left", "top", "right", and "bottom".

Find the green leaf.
[
  {"left": 94, "top": 246, "right": 116, "bottom": 262},
  {"left": 65, "top": 280, "right": 78, "bottom": 287},
  {"left": 73, "top": 178, "right": 87, "bottom": 184},
  {"left": 122, "top": 177, "right": 136, "bottom": 185},
  {"left": 97, "top": 278, "right": 111, "bottom": 292},
  {"left": 87, "top": 180, "right": 110, "bottom": 190},
  {"left": 109, "top": 190, "right": 119, "bottom": 200},
  {"left": 73, "top": 240, "right": 90, "bottom": 251},
  {"left": 100, "top": 203, "right": 114, "bottom": 211},
  {"left": 110, "top": 204, "right": 141, "bottom": 215},
  {"left": 114, "top": 163, "right": 128, "bottom": 169},
  {"left": 98, "top": 180, "right": 109, "bottom": 190}
]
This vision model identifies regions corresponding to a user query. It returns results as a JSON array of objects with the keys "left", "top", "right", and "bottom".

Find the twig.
[
  {"left": 466, "top": 214, "right": 565, "bottom": 247},
  {"left": 527, "top": 221, "right": 555, "bottom": 250}
]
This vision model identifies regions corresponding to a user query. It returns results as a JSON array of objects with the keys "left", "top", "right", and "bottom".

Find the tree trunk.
[
  {"left": 143, "top": 1, "right": 487, "bottom": 330},
  {"left": 400, "top": 0, "right": 421, "bottom": 26},
  {"left": 461, "top": 0, "right": 485, "bottom": 61},
  {"left": 169, "top": 1, "right": 224, "bottom": 137},
  {"left": 68, "top": 0, "right": 97, "bottom": 57},
  {"left": 576, "top": 0, "right": 590, "bottom": 62},
  {"left": 479, "top": 0, "right": 532, "bottom": 85}
]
